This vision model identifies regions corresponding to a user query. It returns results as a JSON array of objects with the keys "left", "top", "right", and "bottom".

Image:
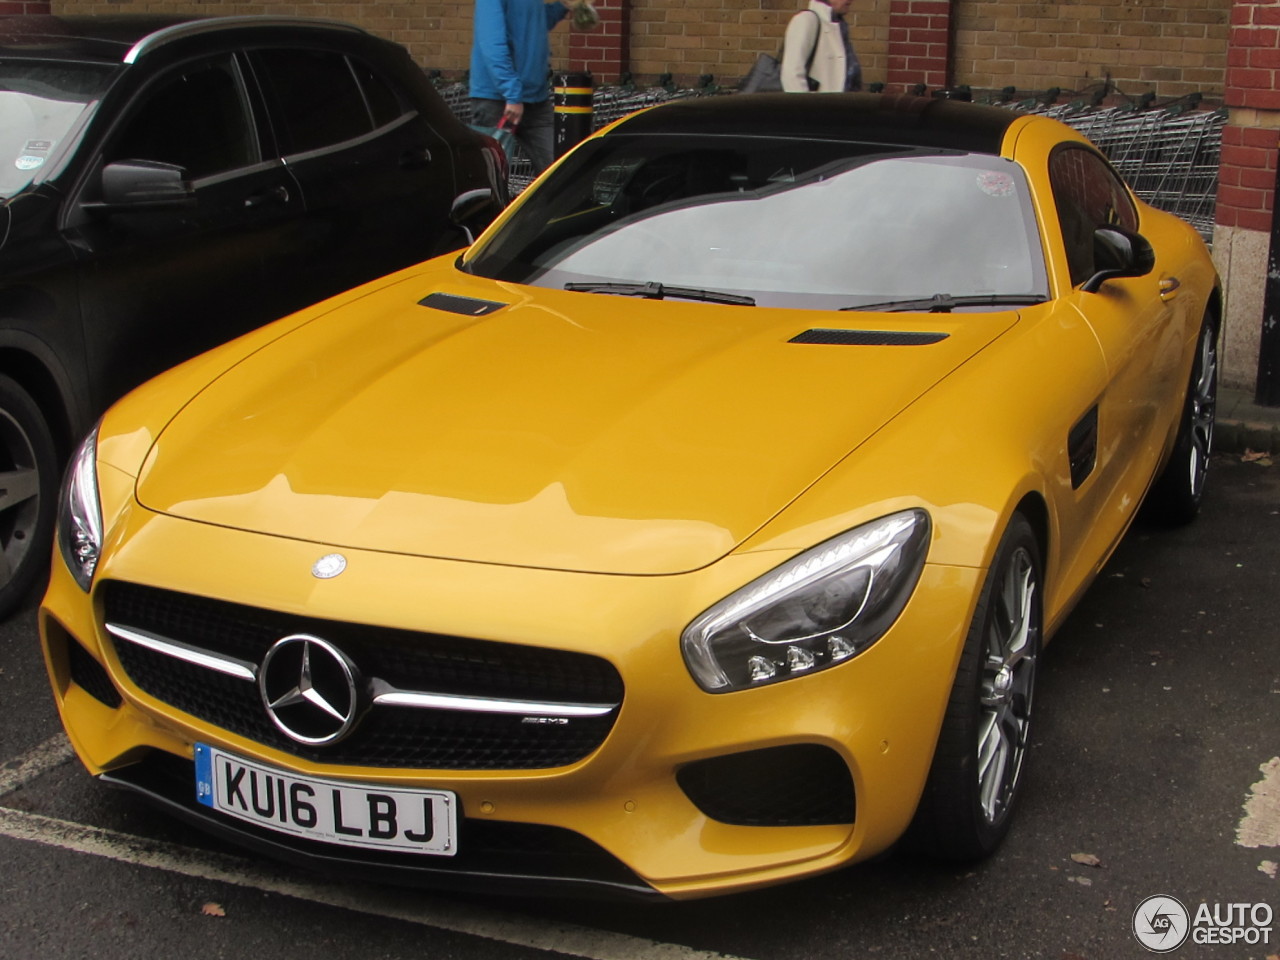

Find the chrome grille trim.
[
  {"left": 370, "top": 684, "right": 616, "bottom": 718},
  {"left": 106, "top": 622, "right": 619, "bottom": 719},
  {"left": 106, "top": 622, "right": 258, "bottom": 681}
]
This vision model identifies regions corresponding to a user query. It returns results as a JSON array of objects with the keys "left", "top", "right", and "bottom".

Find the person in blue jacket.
[{"left": 470, "top": 0, "right": 574, "bottom": 174}]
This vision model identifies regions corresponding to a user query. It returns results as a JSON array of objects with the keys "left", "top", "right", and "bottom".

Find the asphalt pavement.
[{"left": 0, "top": 394, "right": 1277, "bottom": 959}]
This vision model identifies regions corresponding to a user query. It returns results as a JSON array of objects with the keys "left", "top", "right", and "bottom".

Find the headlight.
[
  {"left": 681, "top": 509, "right": 930, "bottom": 692},
  {"left": 57, "top": 425, "right": 103, "bottom": 592}
]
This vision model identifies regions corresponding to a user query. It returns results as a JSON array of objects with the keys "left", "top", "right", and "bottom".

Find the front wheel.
[
  {"left": 905, "top": 512, "right": 1043, "bottom": 861},
  {"left": 0, "top": 375, "right": 58, "bottom": 619},
  {"left": 1146, "top": 312, "right": 1218, "bottom": 525}
]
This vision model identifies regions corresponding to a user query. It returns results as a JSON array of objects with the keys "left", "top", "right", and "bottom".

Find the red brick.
[
  {"left": 1237, "top": 208, "right": 1275, "bottom": 232},
  {"left": 1241, "top": 166, "right": 1278, "bottom": 190},
  {"left": 1229, "top": 67, "right": 1276, "bottom": 88},
  {"left": 1242, "top": 87, "right": 1280, "bottom": 109},
  {"left": 1222, "top": 142, "right": 1274, "bottom": 170},
  {"left": 1242, "top": 126, "right": 1280, "bottom": 149},
  {"left": 1219, "top": 184, "right": 1268, "bottom": 210},
  {"left": 1236, "top": 26, "right": 1280, "bottom": 46}
]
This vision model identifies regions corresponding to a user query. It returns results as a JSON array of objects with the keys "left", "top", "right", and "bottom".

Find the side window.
[
  {"left": 1049, "top": 146, "right": 1140, "bottom": 286},
  {"left": 350, "top": 58, "right": 407, "bottom": 128},
  {"left": 106, "top": 55, "right": 258, "bottom": 180},
  {"left": 253, "top": 49, "right": 373, "bottom": 154}
]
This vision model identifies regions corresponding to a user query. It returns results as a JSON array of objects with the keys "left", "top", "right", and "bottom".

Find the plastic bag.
[{"left": 469, "top": 119, "right": 517, "bottom": 164}]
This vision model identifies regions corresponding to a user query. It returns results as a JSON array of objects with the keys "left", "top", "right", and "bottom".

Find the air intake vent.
[
  {"left": 677, "top": 744, "right": 855, "bottom": 826},
  {"left": 420, "top": 292, "right": 507, "bottom": 316},
  {"left": 789, "top": 329, "right": 949, "bottom": 346}
]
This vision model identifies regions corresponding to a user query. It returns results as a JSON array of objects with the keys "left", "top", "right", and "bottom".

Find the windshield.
[
  {"left": 467, "top": 134, "right": 1049, "bottom": 310},
  {"left": 0, "top": 59, "right": 116, "bottom": 198}
]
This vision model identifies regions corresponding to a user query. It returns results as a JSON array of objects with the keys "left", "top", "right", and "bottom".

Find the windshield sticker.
[
  {"left": 24, "top": 140, "right": 53, "bottom": 153},
  {"left": 976, "top": 171, "right": 1015, "bottom": 198},
  {"left": 15, "top": 155, "right": 45, "bottom": 171}
]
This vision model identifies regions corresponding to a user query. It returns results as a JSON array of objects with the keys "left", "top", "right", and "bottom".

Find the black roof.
[
  {"left": 0, "top": 14, "right": 367, "bottom": 64},
  {"left": 612, "top": 93, "right": 1020, "bottom": 156}
]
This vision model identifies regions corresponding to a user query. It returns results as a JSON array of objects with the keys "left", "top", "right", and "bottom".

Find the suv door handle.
[
  {"left": 400, "top": 147, "right": 432, "bottom": 170},
  {"left": 1160, "top": 276, "right": 1181, "bottom": 300},
  {"left": 244, "top": 185, "right": 290, "bottom": 208}
]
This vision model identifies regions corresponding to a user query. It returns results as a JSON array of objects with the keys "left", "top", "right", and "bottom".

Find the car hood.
[{"left": 135, "top": 274, "right": 1015, "bottom": 575}]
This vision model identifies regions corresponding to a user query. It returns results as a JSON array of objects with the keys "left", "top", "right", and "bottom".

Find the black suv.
[{"left": 0, "top": 15, "right": 507, "bottom": 615}]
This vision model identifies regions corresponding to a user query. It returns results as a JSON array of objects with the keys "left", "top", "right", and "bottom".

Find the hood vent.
[
  {"left": 790, "top": 329, "right": 949, "bottom": 346},
  {"left": 420, "top": 292, "right": 508, "bottom": 316}
]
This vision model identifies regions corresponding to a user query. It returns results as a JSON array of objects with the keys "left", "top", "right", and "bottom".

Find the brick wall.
[
  {"left": 2, "top": 1, "right": 52, "bottom": 12},
  {"left": 46, "top": 0, "right": 572, "bottom": 78},
  {"left": 954, "top": 0, "right": 1230, "bottom": 100},
  {"left": 45, "top": 0, "right": 1227, "bottom": 96},
  {"left": 887, "top": 0, "right": 951, "bottom": 90}
]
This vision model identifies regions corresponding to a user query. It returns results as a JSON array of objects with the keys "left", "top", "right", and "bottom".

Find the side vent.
[
  {"left": 419, "top": 292, "right": 507, "bottom": 316},
  {"left": 789, "top": 329, "right": 949, "bottom": 346},
  {"left": 1068, "top": 405, "right": 1100, "bottom": 489}
]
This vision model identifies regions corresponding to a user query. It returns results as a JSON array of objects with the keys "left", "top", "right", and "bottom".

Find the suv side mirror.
[
  {"left": 100, "top": 160, "right": 195, "bottom": 208},
  {"left": 1081, "top": 225, "right": 1156, "bottom": 293}
]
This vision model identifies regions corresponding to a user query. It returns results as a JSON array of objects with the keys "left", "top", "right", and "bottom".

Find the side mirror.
[
  {"left": 450, "top": 188, "right": 498, "bottom": 245},
  {"left": 99, "top": 159, "right": 194, "bottom": 208},
  {"left": 1081, "top": 225, "right": 1155, "bottom": 293}
]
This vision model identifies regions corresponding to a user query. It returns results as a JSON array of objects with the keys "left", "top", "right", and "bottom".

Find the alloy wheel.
[{"left": 977, "top": 545, "right": 1038, "bottom": 825}]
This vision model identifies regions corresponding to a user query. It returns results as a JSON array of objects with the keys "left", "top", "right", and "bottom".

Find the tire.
[
  {"left": 1146, "top": 312, "right": 1218, "bottom": 525},
  {"left": 0, "top": 375, "right": 59, "bottom": 619},
  {"left": 905, "top": 513, "right": 1042, "bottom": 861}
]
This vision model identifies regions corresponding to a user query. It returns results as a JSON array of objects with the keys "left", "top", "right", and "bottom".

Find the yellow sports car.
[{"left": 41, "top": 93, "right": 1220, "bottom": 900}]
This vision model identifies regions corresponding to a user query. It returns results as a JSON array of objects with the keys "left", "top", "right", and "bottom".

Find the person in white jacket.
[{"left": 780, "top": 0, "right": 862, "bottom": 93}]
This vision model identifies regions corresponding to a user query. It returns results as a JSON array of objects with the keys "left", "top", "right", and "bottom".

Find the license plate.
[{"left": 194, "top": 743, "right": 457, "bottom": 856}]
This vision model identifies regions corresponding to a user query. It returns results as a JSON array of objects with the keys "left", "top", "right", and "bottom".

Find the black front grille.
[
  {"left": 102, "top": 581, "right": 623, "bottom": 771},
  {"left": 67, "top": 636, "right": 123, "bottom": 709},
  {"left": 677, "top": 744, "right": 856, "bottom": 826}
]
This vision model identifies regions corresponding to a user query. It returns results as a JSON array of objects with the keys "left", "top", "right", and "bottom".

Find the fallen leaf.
[
  {"left": 1260, "top": 860, "right": 1278, "bottom": 880},
  {"left": 1071, "top": 852, "right": 1103, "bottom": 868},
  {"left": 1067, "top": 875, "right": 1093, "bottom": 886},
  {"left": 201, "top": 902, "right": 226, "bottom": 918},
  {"left": 1242, "top": 449, "right": 1274, "bottom": 466}
]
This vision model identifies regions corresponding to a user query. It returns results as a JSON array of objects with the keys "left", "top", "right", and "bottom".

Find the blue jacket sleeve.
[
  {"left": 473, "top": 0, "right": 523, "bottom": 104},
  {"left": 545, "top": 0, "right": 568, "bottom": 29}
]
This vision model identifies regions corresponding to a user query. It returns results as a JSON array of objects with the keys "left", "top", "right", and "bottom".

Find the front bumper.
[{"left": 40, "top": 507, "right": 980, "bottom": 899}]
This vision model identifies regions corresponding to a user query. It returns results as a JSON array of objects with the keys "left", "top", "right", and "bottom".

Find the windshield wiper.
[
  {"left": 564, "top": 281, "right": 755, "bottom": 306},
  {"left": 841, "top": 293, "right": 1048, "bottom": 313}
]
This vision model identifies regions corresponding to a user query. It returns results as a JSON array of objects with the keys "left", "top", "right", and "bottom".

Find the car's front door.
[
  {"left": 67, "top": 52, "right": 305, "bottom": 407},
  {"left": 1049, "top": 145, "right": 1185, "bottom": 571},
  {"left": 247, "top": 46, "right": 459, "bottom": 299}
]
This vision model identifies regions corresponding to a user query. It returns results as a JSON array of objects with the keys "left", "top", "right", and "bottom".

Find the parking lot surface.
[{"left": 1, "top": 452, "right": 1277, "bottom": 959}]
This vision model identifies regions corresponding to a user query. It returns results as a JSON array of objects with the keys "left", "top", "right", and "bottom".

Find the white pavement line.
[
  {"left": 0, "top": 733, "right": 75, "bottom": 798},
  {"left": 0, "top": 806, "right": 751, "bottom": 960},
  {"left": 1237, "top": 756, "right": 1280, "bottom": 849}
]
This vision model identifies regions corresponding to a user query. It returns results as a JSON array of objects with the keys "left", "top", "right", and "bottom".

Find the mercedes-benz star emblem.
[
  {"left": 312, "top": 553, "right": 347, "bottom": 579},
  {"left": 259, "top": 634, "right": 361, "bottom": 745}
]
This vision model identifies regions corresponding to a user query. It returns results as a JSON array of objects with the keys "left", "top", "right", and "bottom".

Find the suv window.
[
  {"left": 1049, "top": 145, "right": 1139, "bottom": 286},
  {"left": 0, "top": 59, "right": 117, "bottom": 198},
  {"left": 105, "top": 55, "right": 257, "bottom": 180},
  {"left": 253, "top": 49, "right": 378, "bottom": 154}
]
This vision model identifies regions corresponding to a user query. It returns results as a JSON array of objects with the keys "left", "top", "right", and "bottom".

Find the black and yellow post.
[{"left": 553, "top": 72, "right": 594, "bottom": 158}]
